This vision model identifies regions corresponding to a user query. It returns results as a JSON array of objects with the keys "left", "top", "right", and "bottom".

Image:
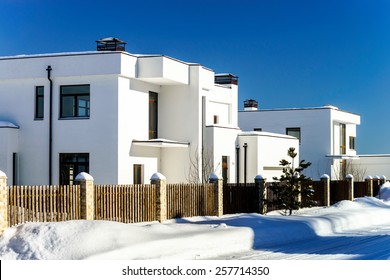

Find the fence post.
[
  {"left": 75, "top": 172, "right": 95, "bottom": 220},
  {"left": 380, "top": 175, "right": 386, "bottom": 185},
  {"left": 365, "top": 176, "right": 373, "bottom": 197},
  {"left": 320, "top": 174, "right": 330, "bottom": 207},
  {"left": 151, "top": 172, "right": 167, "bottom": 222},
  {"left": 255, "top": 175, "right": 267, "bottom": 214},
  {"left": 346, "top": 174, "right": 354, "bottom": 201},
  {"left": 209, "top": 173, "right": 223, "bottom": 216},
  {"left": 379, "top": 176, "right": 386, "bottom": 199},
  {"left": 0, "top": 170, "right": 9, "bottom": 234}
]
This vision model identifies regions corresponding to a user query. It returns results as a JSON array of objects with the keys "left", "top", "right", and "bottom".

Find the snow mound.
[
  {"left": 0, "top": 220, "right": 252, "bottom": 260},
  {"left": 380, "top": 182, "right": 390, "bottom": 201},
  {"left": 1, "top": 196, "right": 390, "bottom": 260}
]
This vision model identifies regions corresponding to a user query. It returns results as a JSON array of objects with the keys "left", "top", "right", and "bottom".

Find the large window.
[
  {"left": 59, "top": 153, "right": 89, "bottom": 185},
  {"left": 60, "top": 85, "right": 90, "bottom": 118},
  {"left": 35, "top": 86, "right": 44, "bottom": 119},
  {"left": 149, "top": 91, "right": 158, "bottom": 139},
  {"left": 286, "top": 127, "right": 301, "bottom": 143}
]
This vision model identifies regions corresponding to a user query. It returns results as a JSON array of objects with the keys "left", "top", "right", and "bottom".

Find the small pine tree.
[{"left": 267, "top": 147, "right": 315, "bottom": 215}]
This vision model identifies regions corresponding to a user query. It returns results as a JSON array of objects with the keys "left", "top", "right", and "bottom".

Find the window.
[
  {"left": 149, "top": 91, "right": 158, "bottom": 139},
  {"left": 222, "top": 156, "right": 228, "bottom": 185},
  {"left": 133, "top": 164, "right": 144, "bottom": 184},
  {"left": 13, "top": 153, "right": 18, "bottom": 185},
  {"left": 253, "top": 128, "right": 262, "bottom": 132},
  {"left": 59, "top": 153, "right": 89, "bottom": 185},
  {"left": 60, "top": 85, "right": 90, "bottom": 118},
  {"left": 35, "top": 86, "right": 44, "bottom": 119},
  {"left": 286, "top": 127, "right": 301, "bottom": 143},
  {"left": 340, "top": 123, "right": 346, "bottom": 154},
  {"left": 349, "top": 136, "right": 356, "bottom": 150}
]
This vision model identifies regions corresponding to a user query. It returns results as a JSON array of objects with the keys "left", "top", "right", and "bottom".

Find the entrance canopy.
[{"left": 132, "top": 138, "right": 190, "bottom": 148}]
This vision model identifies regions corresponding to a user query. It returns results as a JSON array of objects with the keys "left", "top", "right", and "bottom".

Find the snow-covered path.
[{"left": 218, "top": 225, "right": 390, "bottom": 260}]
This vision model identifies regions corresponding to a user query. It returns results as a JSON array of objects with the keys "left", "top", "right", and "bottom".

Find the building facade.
[
  {"left": 239, "top": 103, "right": 361, "bottom": 180},
  {"left": 0, "top": 43, "right": 298, "bottom": 185}
]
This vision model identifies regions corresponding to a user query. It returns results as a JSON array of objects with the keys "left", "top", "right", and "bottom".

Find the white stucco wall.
[
  {"left": 204, "top": 126, "right": 240, "bottom": 182},
  {"left": 238, "top": 106, "right": 360, "bottom": 180},
  {"left": 1, "top": 51, "right": 239, "bottom": 185},
  {"left": 137, "top": 56, "right": 189, "bottom": 85},
  {"left": 0, "top": 53, "right": 125, "bottom": 184},
  {"left": 354, "top": 155, "right": 390, "bottom": 179},
  {"left": 0, "top": 127, "right": 19, "bottom": 185},
  {"left": 237, "top": 132, "right": 299, "bottom": 182}
]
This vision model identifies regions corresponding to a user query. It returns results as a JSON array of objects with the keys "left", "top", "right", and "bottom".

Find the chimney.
[
  {"left": 96, "top": 37, "right": 126, "bottom": 51},
  {"left": 244, "top": 99, "right": 258, "bottom": 111},
  {"left": 215, "top": 73, "right": 238, "bottom": 85}
]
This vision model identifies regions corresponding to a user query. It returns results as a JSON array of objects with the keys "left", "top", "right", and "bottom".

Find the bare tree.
[
  {"left": 332, "top": 159, "right": 367, "bottom": 181},
  {"left": 187, "top": 145, "right": 214, "bottom": 184}
]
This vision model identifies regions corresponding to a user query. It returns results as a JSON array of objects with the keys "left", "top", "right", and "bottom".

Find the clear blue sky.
[{"left": 1, "top": 0, "right": 390, "bottom": 154}]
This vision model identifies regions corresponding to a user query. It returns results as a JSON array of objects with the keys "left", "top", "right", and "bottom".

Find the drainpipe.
[
  {"left": 243, "top": 143, "right": 248, "bottom": 186},
  {"left": 236, "top": 144, "right": 240, "bottom": 183},
  {"left": 46, "top": 66, "right": 53, "bottom": 185}
]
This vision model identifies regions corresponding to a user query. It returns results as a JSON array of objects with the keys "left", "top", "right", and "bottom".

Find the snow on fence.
[
  {"left": 0, "top": 172, "right": 222, "bottom": 231},
  {"left": 8, "top": 185, "right": 81, "bottom": 226},
  {"left": 0, "top": 170, "right": 386, "bottom": 234}
]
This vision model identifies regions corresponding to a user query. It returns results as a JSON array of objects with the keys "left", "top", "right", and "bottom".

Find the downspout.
[
  {"left": 46, "top": 66, "right": 53, "bottom": 185},
  {"left": 243, "top": 143, "right": 248, "bottom": 186}
]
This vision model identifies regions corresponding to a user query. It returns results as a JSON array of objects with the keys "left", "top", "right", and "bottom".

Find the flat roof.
[
  {"left": 0, "top": 51, "right": 218, "bottom": 73},
  {"left": 239, "top": 105, "right": 360, "bottom": 117}
]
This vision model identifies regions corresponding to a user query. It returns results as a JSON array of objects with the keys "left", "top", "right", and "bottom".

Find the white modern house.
[
  {"left": 238, "top": 100, "right": 361, "bottom": 180},
  {"left": 0, "top": 38, "right": 298, "bottom": 185}
]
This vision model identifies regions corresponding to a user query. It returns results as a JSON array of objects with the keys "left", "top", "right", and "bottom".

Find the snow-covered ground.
[{"left": 1, "top": 184, "right": 390, "bottom": 260}]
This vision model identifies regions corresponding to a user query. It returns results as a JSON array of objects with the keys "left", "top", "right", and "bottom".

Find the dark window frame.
[
  {"left": 339, "top": 123, "right": 346, "bottom": 154},
  {"left": 60, "top": 84, "right": 90, "bottom": 119},
  {"left": 133, "top": 164, "right": 144, "bottom": 184},
  {"left": 59, "top": 153, "right": 89, "bottom": 185},
  {"left": 149, "top": 91, "right": 158, "bottom": 139},
  {"left": 349, "top": 136, "right": 356, "bottom": 151},
  {"left": 35, "top": 86, "right": 44, "bottom": 120},
  {"left": 286, "top": 127, "right": 301, "bottom": 143}
]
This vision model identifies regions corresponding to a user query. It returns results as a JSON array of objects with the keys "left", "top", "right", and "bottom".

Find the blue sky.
[{"left": 1, "top": 0, "right": 390, "bottom": 154}]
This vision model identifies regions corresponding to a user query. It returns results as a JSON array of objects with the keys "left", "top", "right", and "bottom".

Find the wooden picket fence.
[
  {"left": 5, "top": 177, "right": 385, "bottom": 228},
  {"left": 8, "top": 185, "right": 81, "bottom": 226},
  {"left": 6, "top": 182, "right": 216, "bottom": 227},
  {"left": 94, "top": 184, "right": 157, "bottom": 223},
  {"left": 166, "top": 183, "right": 215, "bottom": 219}
]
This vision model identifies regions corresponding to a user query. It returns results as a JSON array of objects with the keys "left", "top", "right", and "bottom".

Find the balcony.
[{"left": 137, "top": 56, "right": 189, "bottom": 85}]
